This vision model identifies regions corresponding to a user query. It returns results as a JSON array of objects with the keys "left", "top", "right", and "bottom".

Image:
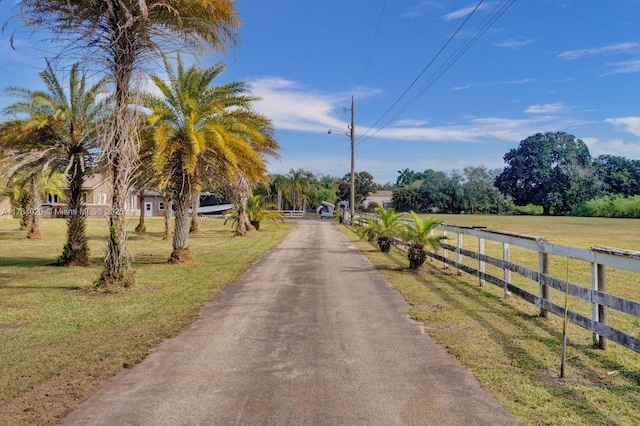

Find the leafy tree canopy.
[{"left": 495, "top": 132, "right": 600, "bottom": 215}]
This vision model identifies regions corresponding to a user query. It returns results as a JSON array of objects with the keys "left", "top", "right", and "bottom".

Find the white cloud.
[
  {"left": 400, "top": 1, "right": 443, "bottom": 19},
  {"left": 248, "top": 77, "right": 580, "bottom": 147},
  {"left": 606, "top": 116, "right": 640, "bottom": 137},
  {"left": 558, "top": 41, "right": 640, "bottom": 60},
  {"left": 601, "top": 59, "right": 640, "bottom": 76},
  {"left": 451, "top": 78, "right": 534, "bottom": 91},
  {"left": 525, "top": 103, "right": 565, "bottom": 114},
  {"left": 442, "top": 4, "right": 490, "bottom": 21},
  {"left": 493, "top": 38, "right": 534, "bottom": 48},
  {"left": 249, "top": 78, "right": 349, "bottom": 133},
  {"left": 583, "top": 137, "right": 640, "bottom": 158}
]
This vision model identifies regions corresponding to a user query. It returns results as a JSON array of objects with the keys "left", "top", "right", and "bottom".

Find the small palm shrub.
[
  {"left": 357, "top": 206, "right": 405, "bottom": 252},
  {"left": 402, "top": 211, "right": 445, "bottom": 270},
  {"left": 225, "top": 194, "right": 284, "bottom": 231}
]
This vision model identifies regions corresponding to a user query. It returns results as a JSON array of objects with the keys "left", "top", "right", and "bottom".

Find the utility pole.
[
  {"left": 349, "top": 96, "right": 355, "bottom": 221},
  {"left": 327, "top": 95, "right": 356, "bottom": 222}
]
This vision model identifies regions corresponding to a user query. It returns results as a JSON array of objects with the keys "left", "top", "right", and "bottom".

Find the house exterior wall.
[
  {"left": 363, "top": 191, "right": 394, "bottom": 209},
  {"left": 142, "top": 194, "right": 166, "bottom": 217},
  {"left": 42, "top": 175, "right": 138, "bottom": 218}
]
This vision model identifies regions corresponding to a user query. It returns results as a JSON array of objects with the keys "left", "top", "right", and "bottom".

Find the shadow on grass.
[{"left": 0, "top": 257, "right": 59, "bottom": 268}]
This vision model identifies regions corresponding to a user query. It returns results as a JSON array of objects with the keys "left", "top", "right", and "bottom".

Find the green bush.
[{"left": 573, "top": 194, "right": 640, "bottom": 218}]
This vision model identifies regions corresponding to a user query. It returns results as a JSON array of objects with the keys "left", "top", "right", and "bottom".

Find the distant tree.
[
  {"left": 392, "top": 185, "right": 421, "bottom": 212},
  {"left": 337, "top": 171, "right": 376, "bottom": 206},
  {"left": 593, "top": 155, "right": 640, "bottom": 196},
  {"left": 418, "top": 170, "right": 451, "bottom": 212},
  {"left": 495, "top": 132, "right": 600, "bottom": 215},
  {"left": 462, "top": 165, "right": 504, "bottom": 213},
  {"left": 396, "top": 168, "right": 418, "bottom": 186}
]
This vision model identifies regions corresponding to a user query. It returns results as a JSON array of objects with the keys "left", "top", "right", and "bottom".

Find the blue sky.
[{"left": 2, "top": 1, "right": 640, "bottom": 184}]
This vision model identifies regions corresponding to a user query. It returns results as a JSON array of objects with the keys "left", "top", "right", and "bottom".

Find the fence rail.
[
  {"left": 354, "top": 214, "right": 640, "bottom": 354},
  {"left": 279, "top": 210, "right": 306, "bottom": 218}
]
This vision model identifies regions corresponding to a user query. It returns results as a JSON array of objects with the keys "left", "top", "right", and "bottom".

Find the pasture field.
[
  {"left": 341, "top": 214, "right": 640, "bottom": 426},
  {"left": 0, "top": 217, "right": 294, "bottom": 425}
]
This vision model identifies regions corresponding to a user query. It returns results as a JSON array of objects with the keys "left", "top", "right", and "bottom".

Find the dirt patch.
[{"left": 0, "top": 358, "right": 124, "bottom": 425}]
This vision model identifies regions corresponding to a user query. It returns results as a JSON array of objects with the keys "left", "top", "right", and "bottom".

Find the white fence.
[{"left": 354, "top": 214, "right": 640, "bottom": 354}]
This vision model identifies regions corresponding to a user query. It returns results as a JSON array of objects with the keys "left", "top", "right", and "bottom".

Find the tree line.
[{"left": 393, "top": 132, "right": 640, "bottom": 217}]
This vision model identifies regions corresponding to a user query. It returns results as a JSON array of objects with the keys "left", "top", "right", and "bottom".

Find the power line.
[
  {"left": 357, "top": 0, "right": 486, "bottom": 142},
  {"left": 357, "top": 0, "right": 517, "bottom": 145},
  {"left": 360, "top": 0, "right": 387, "bottom": 86}
]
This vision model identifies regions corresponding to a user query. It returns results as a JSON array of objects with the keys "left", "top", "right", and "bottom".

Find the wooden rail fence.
[{"left": 354, "top": 215, "right": 640, "bottom": 354}]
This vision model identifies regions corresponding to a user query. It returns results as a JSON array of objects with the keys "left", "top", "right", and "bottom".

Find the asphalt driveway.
[{"left": 64, "top": 220, "right": 517, "bottom": 425}]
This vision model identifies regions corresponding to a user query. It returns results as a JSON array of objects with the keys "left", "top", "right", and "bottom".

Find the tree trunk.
[
  {"left": 408, "top": 244, "right": 427, "bottom": 270},
  {"left": 98, "top": 23, "right": 143, "bottom": 287},
  {"left": 277, "top": 189, "right": 282, "bottom": 211},
  {"left": 59, "top": 157, "right": 89, "bottom": 265},
  {"left": 135, "top": 191, "right": 146, "bottom": 232},
  {"left": 169, "top": 192, "right": 193, "bottom": 263},
  {"left": 236, "top": 205, "right": 255, "bottom": 236},
  {"left": 377, "top": 237, "right": 392, "bottom": 253},
  {"left": 19, "top": 191, "right": 32, "bottom": 231},
  {"left": 26, "top": 173, "right": 43, "bottom": 240},
  {"left": 99, "top": 54, "right": 136, "bottom": 287},
  {"left": 163, "top": 198, "right": 172, "bottom": 241},
  {"left": 189, "top": 188, "right": 201, "bottom": 235}
]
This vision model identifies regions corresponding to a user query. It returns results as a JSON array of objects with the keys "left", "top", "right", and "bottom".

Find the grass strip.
[
  {"left": 338, "top": 216, "right": 640, "bottom": 426},
  {"left": 0, "top": 217, "right": 294, "bottom": 425}
]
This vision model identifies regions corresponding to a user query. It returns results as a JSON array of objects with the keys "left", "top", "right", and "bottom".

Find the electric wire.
[
  {"left": 357, "top": 0, "right": 517, "bottom": 145},
  {"left": 357, "top": 0, "right": 486, "bottom": 142},
  {"left": 361, "top": 0, "right": 387, "bottom": 86}
]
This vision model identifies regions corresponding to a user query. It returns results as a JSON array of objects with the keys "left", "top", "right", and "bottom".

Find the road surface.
[{"left": 64, "top": 220, "right": 517, "bottom": 425}]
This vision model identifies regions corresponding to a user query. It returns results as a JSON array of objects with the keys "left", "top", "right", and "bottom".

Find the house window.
[
  {"left": 159, "top": 202, "right": 165, "bottom": 211},
  {"left": 102, "top": 194, "right": 107, "bottom": 205},
  {"left": 145, "top": 203, "right": 152, "bottom": 212},
  {"left": 81, "top": 192, "right": 87, "bottom": 203},
  {"left": 47, "top": 193, "right": 58, "bottom": 204}
]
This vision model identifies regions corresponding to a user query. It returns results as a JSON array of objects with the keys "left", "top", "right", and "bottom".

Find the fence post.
[
  {"left": 429, "top": 229, "right": 435, "bottom": 263},
  {"left": 457, "top": 233, "right": 463, "bottom": 276},
  {"left": 442, "top": 230, "right": 449, "bottom": 269},
  {"left": 503, "top": 243, "right": 511, "bottom": 298},
  {"left": 538, "top": 239, "right": 550, "bottom": 318},
  {"left": 597, "top": 264, "right": 608, "bottom": 350},
  {"left": 478, "top": 237, "right": 485, "bottom": 286}
]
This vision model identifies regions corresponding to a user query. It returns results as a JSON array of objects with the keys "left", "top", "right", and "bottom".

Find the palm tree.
[
  {"left": 225, "top": 193, "right": 284, "bottom": 231},
  {"left": 357, "top": 206, "right": 405, "bottom": 252},
  {"left": 271, "top": 174, "right": 291, "bottom": 210},
  {"left": 288, "top": 168, "right": 311, "bottom": 211},
  {"left": 145, "top": 57, "right": 276, "bottom": 261},
  {"left": 402, "top": 211, "right": 445, "bottom": 270},
  {"left": 0, "top": 60, "right": 107, "bottom": 259},
  {"left": 10, "top": 0, "right": 240, "bottom": 285}
]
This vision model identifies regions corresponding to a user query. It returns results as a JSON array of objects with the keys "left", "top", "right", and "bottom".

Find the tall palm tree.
[
  {"left": 288, "top": 168, "right": 311, "bottom": 211},
  {"left": 145, "top": 57, "right": 276, "bottom": 261},
  {"left": 401, "top": 211, "right": 445, "bottom": 270},
  {"left": 9, "top": 0, "right": 240, "bottom": 285},
  {"left": 271, "top": 174, "right": 291, "bottom": 210},
  {"left": 0, "top": 60, "right": 108, "bottom": 260}
]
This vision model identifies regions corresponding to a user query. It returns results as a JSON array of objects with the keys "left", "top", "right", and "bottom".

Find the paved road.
[{"left": 64, "top": 220, "right": 517, "bottom": 425}]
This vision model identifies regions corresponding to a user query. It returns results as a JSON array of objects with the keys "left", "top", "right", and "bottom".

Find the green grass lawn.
[
  {"left": 339, "top": 214, "right": 640, "bottom": 426},
  {"left": 0, "top": 217, "right": 295, "bottom": 425}
]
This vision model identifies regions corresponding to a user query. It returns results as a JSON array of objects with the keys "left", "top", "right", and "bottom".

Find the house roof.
[
  {"left": 61, "top": 173, "right": 110, "bottom": 190},
  {"left": 367, "top": 190, "right": 393, "bottom": 198}
]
